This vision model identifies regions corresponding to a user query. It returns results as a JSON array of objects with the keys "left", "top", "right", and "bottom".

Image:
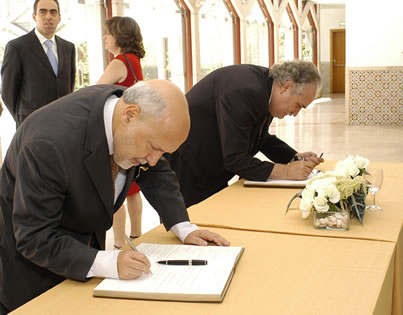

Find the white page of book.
[
  {"left": 94, "top": 243, "right": 243, "bottom": 295},
  {"left": 244, "top": 169, "right": 320, "bottom": 187}
]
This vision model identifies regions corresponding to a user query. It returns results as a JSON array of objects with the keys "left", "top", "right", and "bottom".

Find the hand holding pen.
[
  {"left": 116, "top": 235, "right": 152, "bottom": 280},
  {"left": 278, "top": 152, "right": 324, "bottom": 180},
  {"left": 294, "top": 151, "right": 324, "bottom": 164}
]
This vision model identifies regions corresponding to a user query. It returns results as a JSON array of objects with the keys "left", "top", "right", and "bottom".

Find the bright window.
[
  {"left": 124, "top": 0, "right": 185, "bottom": 91},
  {"left": 198, "top": 0, "right": 233, "bottom": 79},
  {"left": 279, "top": 11, "right": 294, "bottom": 62},
  {"left": 245, "top": 1, "right": 268, "bottom": 66},
  {"left": 302, "top": 18, "right": 313, "bottom": 62}
]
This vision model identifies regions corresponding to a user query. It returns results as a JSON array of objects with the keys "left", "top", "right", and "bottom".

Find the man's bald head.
[{"left": 112, "top": 80, "right": 190, "bottom": 168}]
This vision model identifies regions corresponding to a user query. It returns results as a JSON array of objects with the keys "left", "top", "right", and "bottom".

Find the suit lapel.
[
  {"left": 27, "top": 30, "right": 56, "bottom": 76},
  {"left": 83, "top": 97, "right": 114, "bottom": 220},
  {"left": 84, "top": 147, "right": 114, "bottom": 220},
  {"left": 82, "top": 86, "right": 131, "bottom": 219},
  {"left": 55, "top": 36, "right": 64, "bottom": 77}
]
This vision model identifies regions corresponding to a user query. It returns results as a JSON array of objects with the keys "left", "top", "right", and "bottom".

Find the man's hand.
[
  {"left": 117, "top": 249, "right": 151, "bottom": 280},
  {"left": 270, "top": 151, "right": 324, "bottom": 180},
  {"left": 270, "top": 160, "right": 317, "bottom": 180},
  {"left": 296, "top": 151, "right": 324, "bottom": 165},
  {"left": 184, "top": 230, "right": 230, "bottom": 246}
]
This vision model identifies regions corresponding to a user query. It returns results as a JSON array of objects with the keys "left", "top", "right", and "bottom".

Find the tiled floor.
[{"left": 1, "top": 93, "right": 402, "bottom": 249}]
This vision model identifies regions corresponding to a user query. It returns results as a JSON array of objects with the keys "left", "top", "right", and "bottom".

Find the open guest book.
[
  {"left": 243, "top": 169, "right": 321, "bottom": 188},
  {"left": 93, "top": 243, "right": 244, "bottom": 302}
]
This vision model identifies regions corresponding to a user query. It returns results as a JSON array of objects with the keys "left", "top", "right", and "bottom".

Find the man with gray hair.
[
  {"left": 166, "top": 61, "right": 324, "bottom": 207},
  {"left": 0, "top": 80, "right": 229, "bottom": 313}
]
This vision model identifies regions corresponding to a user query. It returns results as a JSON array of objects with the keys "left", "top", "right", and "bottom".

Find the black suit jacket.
[
  {"left": 166, "top": 64, "right": 297, "bottom": 207},
  {"left": 0, "top": 85, "right": 189, "bottom": 311},
  {"left": 1, "top": 29, "right": 76, "bottom": 125}
]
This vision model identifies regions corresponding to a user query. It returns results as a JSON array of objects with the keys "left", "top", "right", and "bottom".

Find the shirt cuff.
[
  {"left": 170, "top": 221, "right": 199, "bottom": 242},
  {"left": 292, "top": 154, "right": 304, "bottom": 162},
  {"left": 86, "top": 250, "right": 120, "bottom": 279}
]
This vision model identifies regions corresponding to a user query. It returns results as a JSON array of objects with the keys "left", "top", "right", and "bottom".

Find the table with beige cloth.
[
  {"left": 10, "top": 161, "right": 402, "bottom": 314},
  {"left": 189, "top": 161, "right": 403, "bottom": 314},
  {"left": 11, "top": 225, "right": 396, "bottom": 315}
]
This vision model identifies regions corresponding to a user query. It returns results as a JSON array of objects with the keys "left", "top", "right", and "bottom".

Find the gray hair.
[
  {"left": 122, "top": 81, "right": 167, "bottom": 119},
  {"left": 270, "top": 60, "right": 321, "bottom": 95}
]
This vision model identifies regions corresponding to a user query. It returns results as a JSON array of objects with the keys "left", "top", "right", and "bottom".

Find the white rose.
[
  {"left": 301, "top": 209, "right": 311, "bottom": 219},
  {"left": 354, "top": 155, "right": 369, "bottom": 170},
  {"left": 310, "top": 177, "right": 325, "bottom": 191},
  {"left": 317, "top": 182, "right": 340, "bottom": 204},
  {"left": 301, "top": 186, "right": 315, "bottom": 202},
  {"left": 327, "top": 186, "right": 340, "bottom": 203},
  {"left": 336, "top": 158, "right": 359, "bottom": 177},
  {"left": 334, "top": 160, "right": 347, "bottom": 176},
  {"left": 313, "top": 196, "right": 329, "bottom": 212},
  {"left": 334, "top": 167, "right": 347, "bottom": 177},
  {"left": 300, "top": 198, "right": 313, "bottom": 212},
  {"left": 345, "top": 164, "right": 359, "bottom": 177}
]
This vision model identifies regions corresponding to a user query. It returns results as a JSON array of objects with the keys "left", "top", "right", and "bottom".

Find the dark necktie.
[{"left": 110, "top": 156, "right": 119, "bottom": 198}]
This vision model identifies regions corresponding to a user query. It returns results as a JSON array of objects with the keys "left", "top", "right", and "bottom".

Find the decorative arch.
[
  {"left": 257, "top": 0, "right": 275, "bottom": 66},
  {"left": 223, "top": 0, "right": 241, "bottom": 64},
  {"left": 286, "top": 3, "right": 299, "bottom": 59},
  {"left": 307, "top": 10, "right": 317, "bottom": 65}
]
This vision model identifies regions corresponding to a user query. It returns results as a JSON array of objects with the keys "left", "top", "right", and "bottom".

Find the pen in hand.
[
  {"left": 319, "top": 152, "right": 324, "bottom": 158},
  {"left": 125, "top": 235, "right": 137, "bottom": 251},
  {"left": 157, "top": 260, "right": 208, "bottom": 266}
]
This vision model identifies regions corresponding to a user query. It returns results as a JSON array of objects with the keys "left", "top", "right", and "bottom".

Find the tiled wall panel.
[
  {"left": 346, "top": 67, "right": 403, "bottom": 126},
  {"left": 319, "top": 62, "right": 330, "bottom": 95}
]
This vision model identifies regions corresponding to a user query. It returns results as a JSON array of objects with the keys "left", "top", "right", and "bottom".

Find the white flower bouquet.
[{"left": 286, "top": 155, "right": 369, "bottom": 225}]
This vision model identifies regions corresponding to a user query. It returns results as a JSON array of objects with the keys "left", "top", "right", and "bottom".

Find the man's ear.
[
  {"left": 280, "top": 81, "right": 293, "bottom": 94},
  {"left": 122, "top": 104, "right": 141, "bottom": 122}
]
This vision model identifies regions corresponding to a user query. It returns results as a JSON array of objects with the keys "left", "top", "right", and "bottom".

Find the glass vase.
[{"left": 313, "top": 210, "right": 350, "bottom": 231}]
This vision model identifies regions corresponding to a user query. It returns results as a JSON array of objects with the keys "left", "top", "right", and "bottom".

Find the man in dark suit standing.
[
  {"left": 1, "top": 0, "right": 75, "bottom": 126},
  {"left": 166, "top": 61, "right": 324, "bottom": 207},
  {"left": 0, "top": 80, "right": 229, "bottom": 313}
]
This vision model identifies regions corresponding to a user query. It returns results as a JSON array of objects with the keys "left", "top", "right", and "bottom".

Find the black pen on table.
[
  {"left": 157, "top": 260, "right": 208, "bottom": 266},
  {"left": 125, "top": 235, "right": 137, "bottom": 251}
]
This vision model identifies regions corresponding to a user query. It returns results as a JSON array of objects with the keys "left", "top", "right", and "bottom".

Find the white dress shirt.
[
  {"left": 35, "top": 28, "right": 58, "bottom": 62},
  {"left": 86, "top": 95, "right": 198, "bottom": 279}
]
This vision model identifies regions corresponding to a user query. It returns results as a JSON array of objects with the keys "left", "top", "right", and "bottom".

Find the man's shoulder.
[
  {"left": 71, "top": 84, "right": 126, "bottom": 99},
  {"left": 55, "top": 35, "right": 75, "bottom": 48},
  {"left": 6, "top": 30, "right": 35, "bottom": 48}
]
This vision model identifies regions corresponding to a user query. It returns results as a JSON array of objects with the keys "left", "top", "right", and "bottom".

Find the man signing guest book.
[
  {"left": 0, "top": 80, "right": 229, "bottom": 314},
  {"left": 166, "top": 60, "right": 324, "bottom": 207}
]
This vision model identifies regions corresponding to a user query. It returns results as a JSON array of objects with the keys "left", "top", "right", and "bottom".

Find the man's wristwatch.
[{"left": 293, "top": 154, "right": 304, "bottom": 161}]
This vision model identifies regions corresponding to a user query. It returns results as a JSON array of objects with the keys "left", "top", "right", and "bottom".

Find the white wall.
[
  {"left": 346, "top": 0, "right": 403, "bottom": 67},
  {"left": 319, "top": 5, "right": 345, "bottom": 63}
]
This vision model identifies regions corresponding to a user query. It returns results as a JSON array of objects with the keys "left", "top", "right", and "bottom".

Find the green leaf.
[
  {"left": 285, "top": 190, "right": 303, "bottom": 215},
  {"left": 348, "top": 188, "right": 366, "bottom": 224}
]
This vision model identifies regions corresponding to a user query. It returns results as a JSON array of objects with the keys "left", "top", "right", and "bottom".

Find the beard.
[{"left": 113, "top": 153, "right": 133, "bottom": 170}]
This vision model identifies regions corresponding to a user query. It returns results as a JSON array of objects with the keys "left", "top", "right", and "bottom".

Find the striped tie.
[{"left": 110, "top": 156, "right": 119, "bottom": 198}]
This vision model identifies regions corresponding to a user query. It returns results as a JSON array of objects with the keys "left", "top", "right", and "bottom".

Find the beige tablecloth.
[
  {"left": 11, "top": 225, "right": 396, "bottom": 315},
  {"left": 189, "top": 161, "right": 403, "bottom": 315}
]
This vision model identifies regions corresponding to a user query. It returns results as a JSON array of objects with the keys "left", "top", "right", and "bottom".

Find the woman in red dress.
[{"left": 97, "top": 16, "right": 145, "bottom": 249}]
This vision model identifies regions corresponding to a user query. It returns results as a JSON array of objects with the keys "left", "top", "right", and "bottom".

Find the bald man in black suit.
[{"left": 0, "top": 81, "right": 229, "bottom": 313}]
